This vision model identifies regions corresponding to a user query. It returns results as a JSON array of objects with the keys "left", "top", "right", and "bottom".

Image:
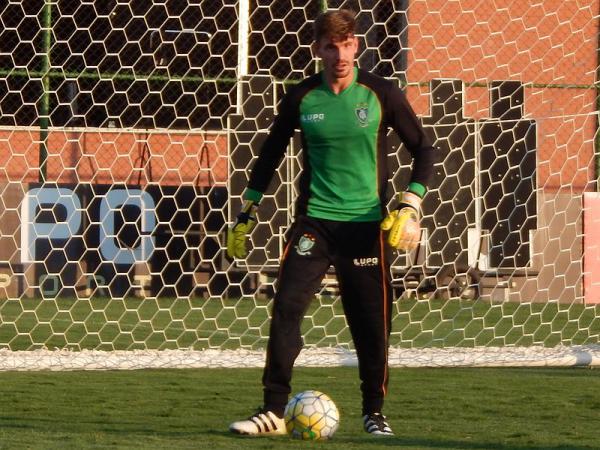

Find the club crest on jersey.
[
  {"left": 295, "top": 233, "right": 316, "bottom": 256},
  {"left": 355, "top": 103, "right": 369, "bottom": 127}
]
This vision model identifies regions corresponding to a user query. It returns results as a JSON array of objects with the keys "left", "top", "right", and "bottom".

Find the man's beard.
[{"left": 332, "top": 62, "right": 351, "bottom": 78}]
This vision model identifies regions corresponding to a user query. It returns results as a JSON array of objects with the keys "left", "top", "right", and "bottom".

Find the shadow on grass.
[
  {"left": 2, "top": 417, "right": 595, "bottom": 450},
  {"left": 206, "top": 430, "right": 598, "bottom": 450}
]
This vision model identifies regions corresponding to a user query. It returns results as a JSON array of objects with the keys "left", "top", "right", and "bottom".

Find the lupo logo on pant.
[{"left": 353, "top": 257, "right": 379, "bottom": 267}]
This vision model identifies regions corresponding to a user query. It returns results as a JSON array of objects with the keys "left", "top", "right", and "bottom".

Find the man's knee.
[{"left": 272, "top": 289, "right": 313, "bottom": 319}]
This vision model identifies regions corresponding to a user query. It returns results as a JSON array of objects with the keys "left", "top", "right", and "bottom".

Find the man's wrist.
[
  {"left": 237, "top": 199, "right": 258, "bottom": 225},
  {"left": 398, "top": 191, "right": 421, "bottom": 212}
]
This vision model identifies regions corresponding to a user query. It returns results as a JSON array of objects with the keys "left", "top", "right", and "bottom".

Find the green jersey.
[{"left": 245, "top": 67, "right": 434, "bottom": 221}]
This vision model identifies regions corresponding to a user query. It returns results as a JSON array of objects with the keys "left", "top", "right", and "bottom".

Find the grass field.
[
  {"left": 0, "top": 297, "right": 599, "bottom": 351},
  {"left": 0, "top": 366, "right": 599, "bottom": 449},
  {"left": 1, "top": 296, "right": 599, "bottom": 448}
]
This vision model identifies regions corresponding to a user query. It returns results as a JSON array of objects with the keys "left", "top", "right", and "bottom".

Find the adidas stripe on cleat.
[
  {"left": 363, "top": 413, "right": 394, "bottom": 436},
  {"left": 229, "top": 410, "right": 287, "bottom": 436}
]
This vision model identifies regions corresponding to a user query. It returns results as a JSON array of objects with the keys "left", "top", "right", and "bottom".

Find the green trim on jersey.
[
  {"left": 243, "top": 188, "right": 263, "bottom": 203},
  {"left": 408, "top": 182, "right": 426, "bottom": 198},
  {"left": 299, "top": 68, "right": 383, "bottom": 221}
]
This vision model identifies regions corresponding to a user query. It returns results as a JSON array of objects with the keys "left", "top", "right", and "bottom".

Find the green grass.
[
  {"left": 0, "top": 297, "right": 599, "bottom": 351},
  {"left": 0, "top": 366, "right": 599, "bottom": 449}
]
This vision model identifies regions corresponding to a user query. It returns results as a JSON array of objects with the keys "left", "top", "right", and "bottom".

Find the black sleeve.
[
  {"left": 385, "top": 83, "right": 436, "bottom": 188},
  {"left": 246, "top": 87, "right": 300, "bottom": 194}
]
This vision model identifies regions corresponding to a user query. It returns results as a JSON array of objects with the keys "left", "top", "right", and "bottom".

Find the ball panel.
[{"left": 284, "top": 390, "right": 340, "bottom": 440}]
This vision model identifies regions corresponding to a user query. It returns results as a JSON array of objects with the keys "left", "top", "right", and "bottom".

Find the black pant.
[{"left": 262, "top": 215, "right": 393, "bottom": 416}]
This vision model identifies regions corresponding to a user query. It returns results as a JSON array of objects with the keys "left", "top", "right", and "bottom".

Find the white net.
[{"left": 0, "top": 1, "right": 599, "bottom": 370}]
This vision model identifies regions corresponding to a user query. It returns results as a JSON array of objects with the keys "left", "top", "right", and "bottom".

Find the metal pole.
[
  {"left": 39, "top": 0, "right": 52, "bottom": 183},
  {"left": 596, "top": 4, "right": 600, "bottom": 189},
  {"left": 314, "top": 0, "right": 328, "bottom": 73},
  {"left": 236, "top": 0, "right": 250, "bottom": 115}
]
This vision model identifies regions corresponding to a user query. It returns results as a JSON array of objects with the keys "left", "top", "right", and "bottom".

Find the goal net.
[{"left": 0, "top": 0, "right": 599, "bottom": 370}]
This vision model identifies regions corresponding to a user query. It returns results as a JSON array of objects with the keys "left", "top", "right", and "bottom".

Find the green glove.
[
  {"left": 380, "top": 191, "right": 422, "bottom": 251},
  {"left": 227, "top": 200, "right": 258, "bottom": 259}
]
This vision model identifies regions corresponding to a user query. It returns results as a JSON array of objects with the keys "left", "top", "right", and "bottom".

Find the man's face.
[{"left": 314, "top": 34, "right": 359, "bottom": 80}]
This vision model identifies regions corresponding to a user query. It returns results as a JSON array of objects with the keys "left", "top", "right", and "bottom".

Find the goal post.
[{"left": 0, "top": 1, "right": 599, "bottom": 371}]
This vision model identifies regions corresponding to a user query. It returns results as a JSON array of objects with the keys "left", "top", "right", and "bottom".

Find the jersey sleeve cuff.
[
  {"left": 407, "top": 182, "right": 426, "bottom": 198},
  {"left": 243, "top": 188, "right": 263, "bottom": 204}
]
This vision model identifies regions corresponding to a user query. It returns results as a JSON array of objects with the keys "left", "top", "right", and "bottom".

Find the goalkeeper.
[{"left": 228, "top": 8, "right": 435, "bottom": 437}]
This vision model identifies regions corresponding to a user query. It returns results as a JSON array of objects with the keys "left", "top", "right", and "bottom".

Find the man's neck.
[{"left": 323, "top": 68, "right": 355, "bottom": 95}]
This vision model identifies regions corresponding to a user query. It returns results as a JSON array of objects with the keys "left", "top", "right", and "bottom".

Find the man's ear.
[{"left": 311, "top": 40, "right": 320, "bottom": 59}]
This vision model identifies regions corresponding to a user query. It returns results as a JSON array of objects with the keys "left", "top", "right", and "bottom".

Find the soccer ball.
[{"left": 284, "top": 390, "right": 340, "bottom": 440}]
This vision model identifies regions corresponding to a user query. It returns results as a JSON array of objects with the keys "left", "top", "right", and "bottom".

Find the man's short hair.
[{"left": 313, "top": 9, "right": 356, "bottom": 43}]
